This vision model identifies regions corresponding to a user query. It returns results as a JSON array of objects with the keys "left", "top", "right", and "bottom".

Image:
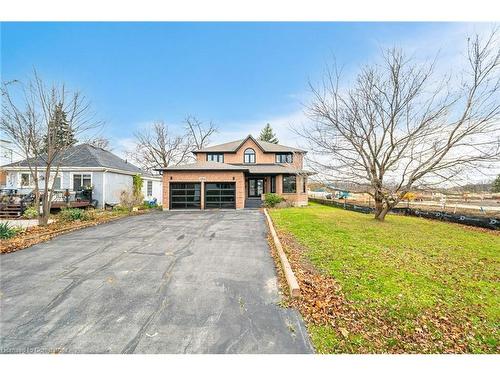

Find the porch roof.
[
  {"left": 157, "top": 162, "right": 314, "bottom": 175},
  {"left": 239, "top": 164, "right": 314, "bottom": 175}
]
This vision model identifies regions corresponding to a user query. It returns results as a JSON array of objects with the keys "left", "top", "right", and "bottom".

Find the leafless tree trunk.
[
  {"left": 301, "top": 31, "right": 500, "bottom": 221},
  {"left": 184, "top": 115, "right": 217, "bottom": 150},
  {"left": 1, "top": 70, "right": 101, "bottom": 225}
]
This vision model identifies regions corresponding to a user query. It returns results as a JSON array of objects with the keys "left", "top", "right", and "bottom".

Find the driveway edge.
[{"left": 264, "top": 208, "right": 300, "bottom": 298}]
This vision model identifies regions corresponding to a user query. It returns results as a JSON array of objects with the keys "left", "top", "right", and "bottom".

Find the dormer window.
[
  {"left": 244, "top": 148, "right": 256, "bottom": 163},
  {"left": 207, "top": 153, "right": 224, "bottom": 163},
  {"left": 276, "top": 153, "right": 293, "bottom": 163}
]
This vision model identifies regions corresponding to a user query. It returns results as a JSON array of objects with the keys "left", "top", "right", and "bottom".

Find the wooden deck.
[{"left": 51, "top": 201, "right": 91, "bottom": 209}]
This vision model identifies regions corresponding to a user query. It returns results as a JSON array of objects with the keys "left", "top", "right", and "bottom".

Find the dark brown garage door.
[
  {"left": 205, "top": 182, "right": 236, "bottom": 209},
  {"left": 169, "top": 182, "right": 201, "bottom": 209}
]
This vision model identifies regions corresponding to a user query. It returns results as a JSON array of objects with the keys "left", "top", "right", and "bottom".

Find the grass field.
[{"left": 269, "top": 203, "right": 500, "bottom": 353}]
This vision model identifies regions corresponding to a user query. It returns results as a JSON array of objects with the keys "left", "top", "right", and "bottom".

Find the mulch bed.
[
  {"left": 0, "top": 211, "right": 148, "bottom": 254},
  {"left": 268, "top": 227, "right": 492, "bottom": 353}
]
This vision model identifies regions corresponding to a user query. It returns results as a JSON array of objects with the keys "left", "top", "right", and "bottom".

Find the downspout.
[{"left": 102, "top": 169, "right": 107, "bottom": 209}]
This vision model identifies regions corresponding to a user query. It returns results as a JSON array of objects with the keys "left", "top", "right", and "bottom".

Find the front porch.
[{"left": 244, "top": 173, "right": 308, "bottom": 209}]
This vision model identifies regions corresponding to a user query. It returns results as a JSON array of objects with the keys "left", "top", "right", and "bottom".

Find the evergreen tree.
[
  {"left": 493, "top": 174, "right": 500, "bottom": 193},
  {"left": 41, "top": 103, "right": 76, "bottom": 153},
  {"left": 259, "top": 123, "right": 279, "bottom": 144}
]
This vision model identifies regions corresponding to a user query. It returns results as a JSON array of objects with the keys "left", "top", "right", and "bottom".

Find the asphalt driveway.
[{"left": 0, "top": 210, "right": 313, "bottom": 354}]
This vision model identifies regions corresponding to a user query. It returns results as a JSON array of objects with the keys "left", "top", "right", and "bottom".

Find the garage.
[
  {"left": 169, "top": 182, "right": 201, "bottom": 209},
  {"left": 205, "top": 182, "right": 236, "bottom": 209}
]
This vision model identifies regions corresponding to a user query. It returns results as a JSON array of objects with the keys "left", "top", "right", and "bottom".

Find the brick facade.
[
  {"left": 162, "top": 170, "right": 246, "bottom": 209},
  {"left": 164, "top": 136, "right": 310, "bottom": 209},
  {"left": 196, "top": 137, "right": 304, "bottom": 169}
]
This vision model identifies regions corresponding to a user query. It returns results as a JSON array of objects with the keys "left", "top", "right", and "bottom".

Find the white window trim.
[
  {"left": 49, "top": 172, "right": 64, "bottom": 190},
  {"left": 147, "top": 180, "right": 153, "bottom": 196},
  {"left": 70, "top": 172, "right": 93, "bottom": 192},
  {"left": 19, "top": 172, "right": 35, "bottom": 188}
]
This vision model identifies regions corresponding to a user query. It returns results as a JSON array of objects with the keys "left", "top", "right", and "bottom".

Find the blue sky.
[{"left": 0, "top": 22, "right": 485, "bottom": 154}]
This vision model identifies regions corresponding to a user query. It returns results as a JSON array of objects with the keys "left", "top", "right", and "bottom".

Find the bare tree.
[
  {"left": 129, "top": 117, "right": 218, "bottom": 171},
  {"left": 301, "top": 31, "right": 500, "bottom": 221},
  {"left": 127, "top": 121, "right": 192, "bottom": 171},
  {"left": 184, "top": 115, "right": 217, "bottom": 150},
  {"left": 1, "top": 70, "right": 100, "bottom": 225},
  {"left": 87, "top": 136, "right": 112, "bottom": 150}
]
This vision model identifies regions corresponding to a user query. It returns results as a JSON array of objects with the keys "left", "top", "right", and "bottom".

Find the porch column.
[
  {"left": 200, "top": 180, "right": 205, "bottom": 209},
  {"left": 276, "top": 174, "right": 283, "bottom": 194}
]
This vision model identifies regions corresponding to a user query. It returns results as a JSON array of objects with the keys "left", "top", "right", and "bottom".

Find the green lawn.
[{"left": 270, "top": 203, "right": 500, "bottom": 353}]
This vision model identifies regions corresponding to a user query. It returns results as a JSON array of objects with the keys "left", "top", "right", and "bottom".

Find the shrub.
[
  {"left": 22, "top": 206, "right": 38, "bottom": 219},
  {"left": 133, "top": 174, "right": 143, "bottom": 196},
  {"left": 112, "top": 205, "right": 129, "bottom": 212},
  {"left": 0, "top": 222, "right": 23, "bottom": 239},
  {"left": 59, "top": 208, "right": 92, "bottom": 222},
  {"left": 264, "top": 193, "right": 284, "bottom": 208},
  {"left": 142, "top": 200, "right": 158, "bottom": 209},
  {"left": 276, "top": 200, "right": 294, "bottom": 208},
  {"left": 120, "top": 188, "right": 143, "bottom": 211}
]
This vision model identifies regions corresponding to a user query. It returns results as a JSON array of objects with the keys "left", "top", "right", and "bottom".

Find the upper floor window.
[
  {"left": 276, "top": 153, "right": 293, "bottom": 163},
  {"left": 207, "top": 153, "right": 224, "bottom": 163},
  {"left": 244, "top": 148, "right": 256, "bottom": 163}
]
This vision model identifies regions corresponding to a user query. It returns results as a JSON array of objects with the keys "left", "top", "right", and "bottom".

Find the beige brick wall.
[
  {"left": 282, "top": 192, "right": 308, "bottom": 206},
  {"left": 194, "top": 138, "right": 305, "bottom": 169},
  {"left": 280, "top": 174, "right": 309, "bottom": 206},
  {"left": 162, "top": 170, "right": 245, "bottom": 209}
]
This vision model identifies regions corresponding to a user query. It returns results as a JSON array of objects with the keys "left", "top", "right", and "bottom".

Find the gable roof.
[
  {"left": 193, "top": 134, "right": 305, "bottom": 154},
  {"left": 2, "top": 144, "right": 148, "bottom": 175}
]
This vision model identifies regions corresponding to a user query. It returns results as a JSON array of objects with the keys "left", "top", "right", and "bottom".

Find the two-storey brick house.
[{"left": 158, "top": 135, "right": 313, "bottom": 209}]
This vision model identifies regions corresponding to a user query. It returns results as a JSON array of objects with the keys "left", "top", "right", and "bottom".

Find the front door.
[{"left": 248, "top": 178, "right": 264, "bottom": 198}]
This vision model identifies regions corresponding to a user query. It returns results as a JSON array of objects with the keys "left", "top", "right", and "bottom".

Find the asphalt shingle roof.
[
  {"left": 2, "top": 144, "right": 148, "bottom": 175},
  {"left": 193, "top": 135, "right": 305, "bottom": 153}
]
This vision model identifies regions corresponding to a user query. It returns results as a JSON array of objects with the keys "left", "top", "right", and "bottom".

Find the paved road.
[{"left": 0, "top": 210, "right": 312, "bottom": 354}]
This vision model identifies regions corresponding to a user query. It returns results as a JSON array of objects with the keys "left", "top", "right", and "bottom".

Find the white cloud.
[
  {"left": 215, "top": 109, "right": 308, "bottom": 147},
  {"left": 112, "top": 23, "right": 499, "bottom": 184},
  {"left": 112, "top": 137, "right": 136, "bottom": 159}
]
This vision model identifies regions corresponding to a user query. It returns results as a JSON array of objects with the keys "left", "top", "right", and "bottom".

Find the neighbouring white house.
[
  {"left": 1, "top": 143, "right": 163, "bottom": 208},
  {"left": 0, "top": 139, "right": 16, "bottom": 188}
]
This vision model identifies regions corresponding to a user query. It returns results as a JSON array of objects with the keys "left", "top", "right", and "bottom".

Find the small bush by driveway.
[
  {"left": 270, "top": 203, "right": 500, "bottom": 353},
  {"left": 0, "top": 210, "right": 312, "bottom": 354}
]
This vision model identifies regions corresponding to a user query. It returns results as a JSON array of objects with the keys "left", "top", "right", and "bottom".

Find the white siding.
[
  {"left": 142, "top": 177, "right": 163, "bottom": 205},
  {"left": 4, "top": 169, "right": 157, "bottom": 208},
  {"left": 104, "top": 172, "right": 133, "bottom": 206}
]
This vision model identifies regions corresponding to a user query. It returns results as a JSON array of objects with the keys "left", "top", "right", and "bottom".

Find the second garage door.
[{"left": 205, "top": 182, "right": 236, "bottom": 209}]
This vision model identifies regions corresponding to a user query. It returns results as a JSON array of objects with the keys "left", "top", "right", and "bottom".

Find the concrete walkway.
[{"left": 0, "top": 210, "right": 313, "bottom": 354}]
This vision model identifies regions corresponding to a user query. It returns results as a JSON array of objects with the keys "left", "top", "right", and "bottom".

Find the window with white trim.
[
  {"left": 73, "top": 174, "right": 92, "bottom": 191},
  {"left": 20, "top": 173, "right": 33, "bottom": 187},
  {"left": 52, "top": 175, "right": 62, "bottom": 190},
  {"left": 147, "top": 180, "right": 153, "bottom": 196}
]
